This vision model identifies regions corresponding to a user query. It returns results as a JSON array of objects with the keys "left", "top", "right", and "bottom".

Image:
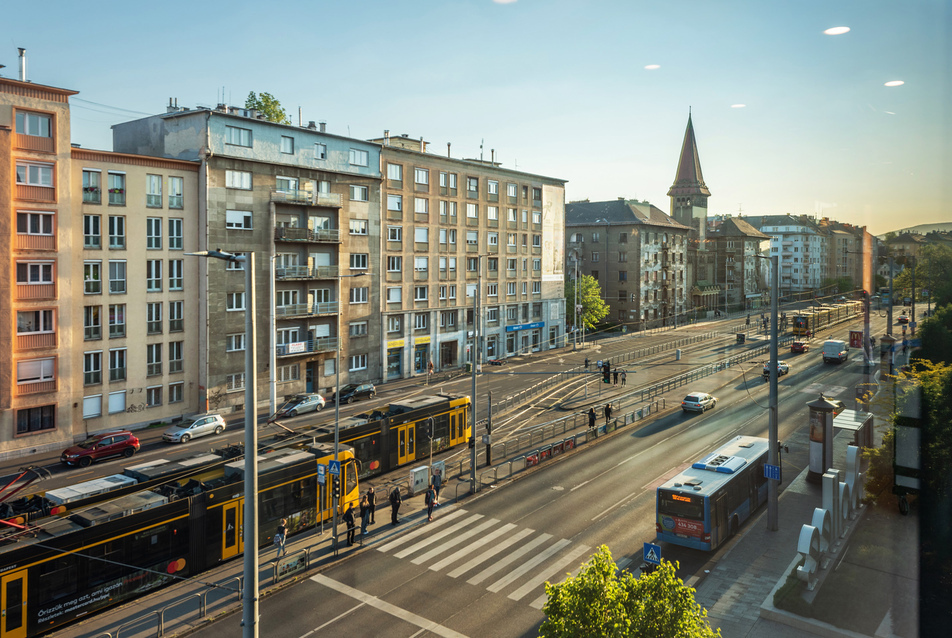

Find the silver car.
[
  {"left": 275, "top": 393, "right": 326, "bottom": 418},
  {"left": 163, "top": 414, "right": 226, "bottom": 443}
]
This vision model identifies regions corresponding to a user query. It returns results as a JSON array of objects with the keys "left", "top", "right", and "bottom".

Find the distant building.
[{"left": 701, "top": 217, "right": 771, "bottom": 312}]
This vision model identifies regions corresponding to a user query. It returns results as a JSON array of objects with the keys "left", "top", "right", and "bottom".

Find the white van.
[{"left": 822, "top": 339, "right": 849, "bottom": 364}]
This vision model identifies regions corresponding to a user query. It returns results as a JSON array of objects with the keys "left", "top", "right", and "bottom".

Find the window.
[
  {"left": 533, "top": 258, "right": 541, "bottom": 271},
  {"left": 147, "top": 302, "right": 163, "bottom": 334},
  {"left": 169, "top": 382, "right": 184, "bottom": 403},
  {"left": 84, "top": 396, "right": 102, "bottom": 419},
  {"left": 17, "top": 210, "right": 54, "bottom": 237},
  {"left": 439, "top": 284, "right": 447, "bottom": 298},
  {"left": 507, "top": 208, "right": 516, "bottom": 222},
  {"left": 147, "top": 344, "right": 162, "bottom": 376},
  {"left": 84, "top": 306, "right": 101, "bottom": 340},
  {"left": 448, "top": 201, "right": 458, "bottom": 218},
  {"left": 275, "top": 175, "right": 298, "bottom": 193},
  {"left": 168, "top": 218, "right": 183, "bottom": 250},
  {"left": 388, "top": 226, "right": 403, "bottom": 241},
  {"left": 414, "top": 286, "right": 428, "bottom": 301},
  {"left": 146, "top": 386, "right": 162, "bottom": 407},
  {"left": 532, "top": 235, "right": 541, "bottom": 248},
  {"left": 532, "top": 281, "right": 542, "bottom": 294},
  {"left": 387, "top": 256, "right": 402, "bottom": 272},
  {"left": 440, "top": 310, "right": 457, "bottom": 327},
  {"left": 414, "top": 197, "right": 428, "bottom": 214},
  {"left": 83, "top": 170, "right": 102, "bottom": 204},
  {"left": 84, "top": 214, "right": 101, "bottom": 249},
  {"left": 487, "top": 283, "right": 498, "bottom": 297},
  {"left": 507, "top": 282, "right": 517, "bottom": 296},
  {"left": 169, "top": 259, "right": 183, "bottom": 290},
  {"left": 226, "top": 252, "right": 246, "bottom": 270},
  {"left": 84, "top": 261, "right": 101, "bottom": 294},
  {"left": 169, "top": 300, "right": 183, "bottom": 332},
  {"left": 226, "top": 333, "right": 246, "bottom": 352},
  {"left": 414, "top": 256, "right": 428, "bottom": 272},
  {"left": 350, "top": 253, "right": 368, "bottom": 270},
  {"left": 387, "top": 164, "right": 403, "bottom": 181},
  {"left": 17, "top": 309, "right": 54, "bottom": 335},
  {"left": 281, "top": 136, "right": 294, "bottom": 154},
  {"left": 488, "top": 257, "right": 498, "bottom": 271},
  {"left": 108, "top": 260, "right": 126, "bottom": 294},
  {"left": 487, "top": 206, "right": 499, "bottom": 221},
  {"left": 414, "top": 313, "right": 428, "bottom": 330},
  {"left": 507, "top": 258, "right": 517, "bottom": 271},
  {"left": 449, "top": 174, "right": 457, "bottom": 189},
  {"left": 467, "top": 231, "right": 478, "bottom": 246},
  {"left": 350, "top": 287, "right": 368, "bottom": 303},
  {"left": 487, "top": 180, "right": 499, "bottom": 195},
  {"left": 439, "top": 229, "right": 447, "bottom": 245},
  {"left": 387, "top": 316, "right": 402, "bottom": 333},
  {"left": 227, "top": 292, "right": 245, "bottom": 311},
  {"left": 508, "top": 233, "right": 517, "bottom": 247},
  {"left": 467, "top": 257, "right": 479, "bottom": 272},
  {"left": 16, "top": 405, "right": 55, "bottom": 434},
  {"left": 109, "top": 348, "right": 126, "bottom": 382},
  {"left": 226, "top": 210, "right": 253, "bottom": 230},
  {"left": 146, "top": 174, "right": 163, "bottom": 208},
  {"left": 15, "top": 161, "right": 53, "bottom": 187},
  {"left": 350, "top": 185, "right": 368, "bottom": 201},
  {"left": 146, "top": 260, "right": 162, "bottom": 292},
  {"left": 414, "top": 168, "right": 429, "bottom": 185},
  {"left": 448, "top": 229, "right": 457, "bottom": 245},
  {"left": 108, "top": 216, "right": 125, "bottom": 249},
  {"left": 488, "top": 233, "right": 498, "bottom": 246},
  {"left": 146, "top": 217, "right": 162, "bottom": 249},
  {"left": 17, "top": 358, "right": 55, "bottom": 385},
  {"left": 467, "top": 177, "right": 478, "bottom": 194},
  {"left": 414, "top": 227, "right": 429, "bottom": 243},
  {"left": 350, "top": 219, "right": 369, "bottom": 235},
  {"left": 532, "top": 210, "right": 542, "bottom": 224},
  {"left": 15, "top": 110, "right": 52, "bottom": 137},
  {"left": 387, "top": 287, "right": 402, "bottom": 303},
  {"left": 522, "top": 282, "right": 528, "bottom": 295},
  {"left": 486, "top": 307, "right": 499, "bottom": 322},
  {"left": 226, "top": 373, "right": 245, "bottom": 391},
  {"left": 349, "top": 322, "right": 368, "bottom": 337},
  {"left": 507, "top": 306, "right": 518, "bottom": 321},
  {"left": 168, "top": 177, "right": 183, "bottom": 209},
  {"left": 84, "top": 351, "right": 102, "bottom": 385},
  {"left": 592, "top": 232, "right": 600, "bottom": 242},
  {"left": 226, "top": 126, "right": 252, "bottom": 147},
  {"left": 592, "top": 252, "right": 600, "bottom": 263},
  {"left": 314, "top": 143, "right": 327, "bottom": 160},
  {"left": 387, "top": 194, "right": 403, "bottom": 211},
  {"left": 439, "top": 172, "right": 447, "bottom": 188},
  {"left": 618, "top": 252, "right": 627, "bottom": 262},
  {"left": 108, "top": 173, "right": 126, "bottom": 205},
  {"left": 276, "top": 364, "right": 300, "bottom": 383},
  {"left": 507, "top": 183, "right": 517, "bottom": 198},
  {"left": 449, "top": 284, "right": 457, "bottom": 299},
  {"left": 467, "top": 203, "right": 478, "bottom": 218},
  {"left": 225, "top": 170, "right": 252, "bottom": 190},
  {"left": 349, "top": 148, "right": 369, "bottom": 166},
  {"left": 349, "top": 354, "right": 368, "bottom": 371},
  {"left": 619, "top": 232, "right": 628, "bottom": 243},
  {"left": 532, "top": 187, "right": 542, "bottom": 201},
  {"left": 109, "top": 304, "right": 126, "bottom": 338}
]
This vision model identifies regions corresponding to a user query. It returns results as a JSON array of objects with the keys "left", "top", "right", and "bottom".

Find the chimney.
[
  {"left": 384, "top": 130, "right": 390, "bottom": 145},
  {"left": 18, "top": 48, "right": 26, "bottom": 82},
  {"left": 298, "top": 107, "right": 302, "bottom": 127},
  {"left": 307, "top": 121, "right": 317, "bottom": 130},
  {"left": 447, "top": 142, "right": 451, "bottom": 157},
  {"left": 420, "top": 136, "right": 424, "bottom": 152},
  {"left": 491, "top": 149, "right": 495, "bottom": 164},
  {"left": 319, "top": 121, "right": 326, "bottom": 133}
]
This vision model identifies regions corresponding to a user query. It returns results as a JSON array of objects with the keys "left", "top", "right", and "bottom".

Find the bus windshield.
[{"left": 658, "top": 489, "right": 703, "bottom": 520}]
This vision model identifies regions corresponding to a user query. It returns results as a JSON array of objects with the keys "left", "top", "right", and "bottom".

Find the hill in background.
[{"left": 879, "top": 221, "right": 952, "bottom": 238}]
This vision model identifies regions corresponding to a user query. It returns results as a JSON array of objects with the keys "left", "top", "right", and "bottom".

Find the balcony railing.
[
  {"left": 110, "top": 325, "right": 126, "bottom": 338},
  {"left": 275, "top": 265, "right": 339, "bottom": 280},
  {"left": 15, "top": 133, "right": 54, "bottom": 153},
  {"left": 275, "top": 301, "right": 339, "bottom": 318},
  {"left": 16, "top": 234, "right": 56, "bottom": 251},
  {"left": 16, "top": 184, "right": 55, "bottom": 203},
  {"left": 110, "top": 368, "right": 126, "bottom": 382},
  {"left": 16, "top": 332, "right": 56, "bottom": 350},
  {"left": 271, "top": 190, "right": 342, "bottom": 208},
  {"left": 276, "top": 336, "right": 338, "bottom": 357},
  {"left": 17, "top": 380, "right": 56, "bottom": 395},
  {"left": 274, "top": 227, "right": 341, "bottom": 243}
]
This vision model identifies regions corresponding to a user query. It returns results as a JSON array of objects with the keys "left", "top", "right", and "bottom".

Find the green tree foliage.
[
  {"left": 540, "top": 546, "right": 720, "bottom": 638},
  {"left": 861, "top": 427, "right": 895, "bottom": 505},
  {"left": 565, "top": 275, "right": 609, "bottom": 331},
  {"left": 891, "top": 245, "right": 952, "bottom": 307},
  {"left": 916, "top": 304, "right": 952, "bottom": 364},
  {"left": 245, "top": 91, "right": 290, "bottom": 124}
]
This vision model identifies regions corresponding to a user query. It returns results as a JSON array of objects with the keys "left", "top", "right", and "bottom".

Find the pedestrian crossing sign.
[
  {"left": 329, "top": 460, "right": 341, "bottom": 476},
  {"left": 643, "top": 542, "right": 661, "bottom": 566}
]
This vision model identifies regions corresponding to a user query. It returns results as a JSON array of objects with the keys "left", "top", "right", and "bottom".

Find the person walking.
[
  {"left": 367, "top": 486, "right": 376, "bottom": 524},
  {"left": 746, "top": 314, "right": 751, "bottom": 327},
  {"left": 588, "top": 407, "right": 596, "bottom": 429},
  {"left": 389, "top": 486, "right": 402, "bottom": 526},
  {"left": 621, "top": 370, "right": 627, "bottom": 386},
  {"left": 359, "top": 494, "right": 370, "bottom": 538},
  {"left": 604, "top": 402, "right": 612, "bottom": 424},
  {"left": 343, "top": 504, "right": 356, "bottom": 546},
  {"left": 425, "top": 482, "right": 437, "bottom": 522},
  {"left": 274, "top": 518, "right": 288, "bottom": 558},
  {"left": 613, "top": 370, "right": 619, "bottom": 385}
]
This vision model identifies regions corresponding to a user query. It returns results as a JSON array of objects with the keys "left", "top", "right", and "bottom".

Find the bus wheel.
[{"left": 898, "top": 495, "right": 909, "bottom": 516}]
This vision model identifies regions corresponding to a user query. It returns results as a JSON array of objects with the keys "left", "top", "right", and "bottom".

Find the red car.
[
  {"left": 61, "top": 431, "right": 140, "bottom": 467},
  {"left": 791, "top": 341, "right": 810, "bottom": 353}
]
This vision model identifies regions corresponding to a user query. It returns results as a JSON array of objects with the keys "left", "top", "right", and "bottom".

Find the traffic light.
[
  {"left": 332, "top": 477, "right": 340, "bottom": 500},
  {"left": 584, "top": 358, "right": 590, "bottom": 369},
  {"left": 602, "top": 362, "right": 611, "bottom": 383}
]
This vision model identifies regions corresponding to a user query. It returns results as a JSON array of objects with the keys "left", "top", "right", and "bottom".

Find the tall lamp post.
[
  {"left": 571, "top": 248, "right": 582, "bottom": 350},
  {"left": 332, "top": 271, "right": 368, "bottom": 552},
  {"left": 755, "top": 254, "right": 780, "bottom": 531},
  {"left": 186, "top": 249, "right": 258, "bottom": 638}
]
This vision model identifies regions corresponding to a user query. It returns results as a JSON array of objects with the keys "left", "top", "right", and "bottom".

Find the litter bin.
[
  {"left": 736, "top": 333, "right": 746, "bottom": 344},
  {"left": 675, "top": 349, "right": 682, "bottom": 360},
  {"left": 465, "top": 362, "right": 472, "bottom": 373}
]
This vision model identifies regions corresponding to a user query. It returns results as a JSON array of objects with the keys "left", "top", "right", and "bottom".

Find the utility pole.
[
  {"left": 485, "top": 391, "right": 492, "bottom": 464},
  {"left": 470, "top": 256, "right": 481, "bottom": 494},
  {"left": 887, "top": 256, "right": 894, "bottom": 335}
]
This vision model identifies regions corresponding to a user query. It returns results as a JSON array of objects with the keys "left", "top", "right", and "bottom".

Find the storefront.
[
  {"left": 506, "top": 321, "right": 545, "bottom": 357},
  {"left": 414, "top": 336, "right": 430, "bottom": 374},
  {"left": 387, "top": 339, "right": 404, "bottom": 380},
  {"left": 440, "top": 340, "right": 457, "bottom": 368}
]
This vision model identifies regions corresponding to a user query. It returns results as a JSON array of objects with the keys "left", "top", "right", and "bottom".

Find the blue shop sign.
[{"left": 505, "top": 321, "right": 545, "bottom": 332}]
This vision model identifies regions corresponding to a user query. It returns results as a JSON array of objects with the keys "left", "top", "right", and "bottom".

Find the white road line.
[
  {"left": 467, "top": 534, "right": 552, "bottom": 586},
  {"left": 430, "top": 523, "right": 517, "bottom": 572},
  {"left": 486, "top": 538, "right": 572, "bottom": 593},
  {"left": 590, "top": 491, "right": 640, "bottom": 522},
  {"left": 616, "top": 557, "right": 633, "bottom": 571},
  {"left": 305, "top": 601, "right": 365, "bottom": 635},
  {"left": 508, "top": 544, "right": 591, "bottom": 602},
  {"left": 569, "top": 480, "right": 590, "bottom": 492},
  {"left": 376, "top": 509, "right": 467, "bottom": 553},
  {"left": 447, "top": 527, "right": 534, "bottom": 578},
  {"left": 394, "top": 514, "right": 484, "bottom": 559},
  {"left": 412, "top": 518, "right": 500, "bottom": 565},
  {"left": 310, "top": 574, "right": 469, "bottom": 638},
  {"left": 530, "top": 565, "right": 584, "bottom": 610}
]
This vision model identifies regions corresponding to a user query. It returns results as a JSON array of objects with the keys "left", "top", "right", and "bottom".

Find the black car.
[{"left": 330, "top": 383, "right": 376, "bottom": 405}]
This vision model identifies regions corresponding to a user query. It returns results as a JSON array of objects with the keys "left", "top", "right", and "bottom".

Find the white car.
[
  {"left": 275, "top": 393, "right": 326, "bottom": 418},
  {"left": 681, "top": 392, "right": 717, "bottom": 413},
  {"left": 163, "top": 414, "right": 226, "bottom": 443},
  {"left": 763, "top": 361, "right": 791, "bottom": 376}
]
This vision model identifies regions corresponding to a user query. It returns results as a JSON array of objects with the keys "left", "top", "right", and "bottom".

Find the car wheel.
[
  {"left": 370, "top": 391, "right": 376, "bottom": 399},
  {"left": 180, "top": 434, "right": 191, "bottom": 443},
  {"left": 315, "top": 404, "right": 323, "bottom": 412},
  {"left": 79, "top": 456, "right": 92, "bottom": 468},
  {"left": 214, "top": 425, "right": 224, "bottom": 435},
  {"left": 288, "top": 410, "right": 297, "bottom": 417},
  {"left": 347, "top": 397, "right": 355, "bottom": 405},
  {"left": 122, "top": 447, "right": 135, "bottom": 458},
  {"left": 711, "top": 400, "right": 717, "bottom": 409}
]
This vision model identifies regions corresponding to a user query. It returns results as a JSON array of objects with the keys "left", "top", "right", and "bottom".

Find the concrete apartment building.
[
  {"left": 739, "top": 215, "right": 830, "bottom": 295},
  {"left": 565, "top": 199, "right": 689, "bottom": 328},
  {"left": 700, "top": 217, "right": 771, "bottom": 313},
  {"left": 114, "top": 106, "right": 382, "bottom": 413},
  {"left": 375, "top": 133, "right": 567, "bottom": 377}
]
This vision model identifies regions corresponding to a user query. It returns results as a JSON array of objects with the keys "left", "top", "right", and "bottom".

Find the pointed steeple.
[{"left": 667, "top": 112, "right": 711, "bottom": 199}]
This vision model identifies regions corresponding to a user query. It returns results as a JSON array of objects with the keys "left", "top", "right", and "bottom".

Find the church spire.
[{"left": 667, "top": 112, "right": 710, "bottom": 199}]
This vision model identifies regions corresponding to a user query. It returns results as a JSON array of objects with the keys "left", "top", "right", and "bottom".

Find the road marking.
[
  {"left": 447, "top": 527, "right": 534, "bottom": 578},
  {"left": 412, "top": 518, "right": 500, "bottom": 565},
  {"left": 487, "top": 538, "right": 572, "bottom": 593},
  {"left": 376, "top": 508, "right": 467, "bottom": 553},
  {"left": 430, "top": 522, "right": 517, "bottom": 572},
  {"left": 467, "top": 533, "right": 552, "bottom": 585},
  {"left": 305, "top": 601, "right": 365, "bottom": 635},
  {"left": 508, "top": 544, "right": 591, "bottom": 601},
  {"left": 394, "top": 514, "right": 484, "bottom": 559},
  {"left": 591, "top": 491, "right": 641, "bottom": 522},
  {"left": 310, "top": 574, "right": 469, "bottom": 638},
  {"left": 569, "top": 479, "right": 590, "bottom": 492}
]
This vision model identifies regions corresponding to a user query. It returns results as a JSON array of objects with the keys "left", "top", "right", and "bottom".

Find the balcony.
[
  {"left": 15, "top": 133, "right": 54, "bottom": 153},
  {"left": 275, "top": 265, "right": 339, "bottom": 281},
  {"left": 17, "top": 283, "right": 55, "bottom": 301},
  {"left": 17, "top": 380, "right": 56, "bottom": 395},
  {"left": 16, "top": 184, "right": 55, "bottom": 203},
  {"left": 274, "top": 227, "right": 341, "bottom": 244},
  {"left": 16, "top": 234, "right": 56, "bottom": 251},
  {"left": 271, "top": 189, "right": 342, "bottom": 208},
  {"left": 275, "top": 301, "right": 339, "bottom": 319},
  {"left": 276, "top": 336, "right": 338, "bottom": 358},
  {"left": 16, "top": 332, "right": 56, "bottom": 350}
]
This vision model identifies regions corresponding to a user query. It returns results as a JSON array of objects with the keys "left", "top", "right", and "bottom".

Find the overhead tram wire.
[{"left": 71, "top": 97, "right": 153, "bottom": 116}]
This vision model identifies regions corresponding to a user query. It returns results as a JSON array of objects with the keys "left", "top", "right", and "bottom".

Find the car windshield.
[
  {"left": 683, "top": 395, "right": 699, "bottom": 402},
  {"left": 339, "top": 385, "right": 358, "bottom": 393},
  {"left": 77, "top": 438, "right": 99, "bottom": 449}
]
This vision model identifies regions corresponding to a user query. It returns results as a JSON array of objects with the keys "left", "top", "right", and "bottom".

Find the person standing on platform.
[
  {"left": 343, "top": 504, "right": 356, "bottom": 546},
  {"left": 432, "top": 468, "right": 442, "bottom": 503},
  {"left": 359, "top": 494, "right": 370, "bottom": 538},
  {"left": 613, "top": 370, "right": 619, "bottom": 385},
  {"left": 389, "top": 486, "right": 402, "bottom": 526},
  {"left": 604, "top": 403, "right": 613, "bottom": 424},
  {"left": 588, "top": 407, "right": 596, "bottom": 429},
  {"left": 367, "top": 486, "right": 376, "bottom": 524},
  {"left": 621, "top": 370, "right": 627, "bottom": 386},
  {"left": 274, "top": 518, "right": 288, "bottom": 558}
]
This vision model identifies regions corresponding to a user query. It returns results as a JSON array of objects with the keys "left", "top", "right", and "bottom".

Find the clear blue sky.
[{"left": 7, "top": 0, "right": 948, "bottom": 235}]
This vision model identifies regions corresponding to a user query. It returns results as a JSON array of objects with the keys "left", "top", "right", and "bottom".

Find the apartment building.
[
  {"left": 114, "top": 106, "right": 382, "bottom": 413},
  {"left": 741, "top": 215, "right": 829, "bottom": 294},
  {"left": 699, "top": 217, "right": 771, "bottom": 313},
  {"left": 375, "top": 133, "right": 566, "bottom": 377},
  {"left": 566, "top": 199, "right": 689, "bottom": 329}
]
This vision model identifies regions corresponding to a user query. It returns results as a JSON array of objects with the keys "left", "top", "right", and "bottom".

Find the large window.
[
  {"left": 387, "top": 316, "right": 401, "bottom": 333},
  {"left": 350, "top": 254, "right": 368, "bottom": 270},
  {"left": 169, "top": 259, "right": 183, "bottom": 290},
  {"left": 109, "top": 215, "right": 125, "bottom": 249},
  {"left": 16, "top": 405, "right": 55, "bottom": 434},
  {"left": 350, "top": 287, "right": 368, "bottom": 303},
  {"left": 108, "top": 173, "right": 126, "bottom": 205},
  {"left": 387, "top": 194, "right": 403, "bottom": 212},
  {"left": 84, "top": 305, "right": 101, "bottom": 340},
  {"left": 226, "top": 210, "right": 253, "bottom": 230},
  {"left": 414, "top": 313, "right": 428, "bottom": 330},
  {"left": 110, "top": 348, "right": 126, "bottom": 382},
  {"left": 147, "top": 302, "right": 163, "bottom": 335},
  {"left": 169, "top": 341, "right": 184, "bottom": 373},
  {"left": 17, "top": 358, "right": 54, "bottom": 385},
  {"left": 85, "top": 261, "right": 101, "bottom": 294},
  {"left": 168, "top": 176, "right": 184, "bottom": 209},
  {"left": 387, "top": 256, "right": 402, "bottom": 272},
  {"left": 16, "top": 110, "right": 52, "bottom": 137},
  {"left": 280, "top": 136, "right": 294, "bottom": 154},
  {"left": 169, "top": 382, "right": 184, "bottom": 403},
  {"left": 387, "top": 164, "right": 403, "bottom": 181},
  {"left": 146, "top": 217, "right": 162, "bottom": 249},
  {"left": 225, "top": 170, "right": 252, "bottom": 190},
  {"left": 414, "top": 168, "right": 429, "bottom": 185},
  {"left": 146, "top": 260, "right": 162, "bottom": 292},
  {"left": 109, "top": 304, "right": 126, "bottom": 338},
  {"left": 414, "top": 227, "right": 429, "bottom": 244},
  {"left": 349, "top": 148, "right": 369, "bottom": 166},
  {"left": 314, "top": 143, "right": 327, "bottom": 160},
  {"left": 226, "top": 373, "right": 245, "bottom": 391},
  {"left": 83, "top": 170, "right": 102, "bottom": 204},
  {"left": 147, "top": 343, "right": 162, "bottom": 376},
  {"left": 84, "top": 351, "right": 102, "bottom": 385},
  {"left": 414, "top": 257, "right": 428, "bottom": 272},
  {"left": 146, "top": 174, "right": 163, "bottom": 208},
  {"left": 226, "top": 126, "right": 252, "bottom": 147},
  {"left": 414, "top": 286, "right": 428, "bottom": 301},
  {"left": 84, "top": 215, "right": 101, "bottom": 249},
  {"left": 15, "top": 161, "right": 53, "bottom": 187},
  {"left": 387, "top": 287, "right": 402, "bottom": 303},
  {"left": 17, "top": 309, "right": 54, "bottom": 335},
  {"left": 350, "top": 185, "right": 368, "bottom": 201},
  {"left": 168, "top": 218, "right": 183, "bottom": 250},
  {"left": 349, "top": 354, "right": 368, "bottom": 371},
  {"left": 388, "top": 226, "right": 403, "bottom": 241},
  {"left": 16, "top": 260, "right": 53, "bottom": 285},
  {"left": 227, "top": 292, "right": 245, "bottom": 311},
  {"left": 17, "top": 210, "right": 54, "bottom": 237},
  {"left": 226, "top": 333, "right": 246, "bottom": 352},
  {"left": 349, "top": 219, "right": 368, "bottom": 235},
  {"left": 108, "top": 260, "right": 126, "bottom": 294},
  {"left": 169, "top": 300, "right": 183, "bottom": 332},
  {"left": 414, "top": 197, "right": 428, "bottom": 214}
]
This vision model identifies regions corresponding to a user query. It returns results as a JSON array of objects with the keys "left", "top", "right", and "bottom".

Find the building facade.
[{"left": 700, "top": 217, "right": 771, "bottom": 313}]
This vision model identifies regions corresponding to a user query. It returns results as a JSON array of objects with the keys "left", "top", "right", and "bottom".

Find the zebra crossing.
[{"left": 375, "top": 509, "right": 595, "bottom": 610}]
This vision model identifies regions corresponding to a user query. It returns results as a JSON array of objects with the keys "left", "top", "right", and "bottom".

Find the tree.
[
  {"left": 565, "top": 275, "right": 609, "bottom": 331},
  {"left": 540, "top": 546, "right": 720, "bottom": 638},
  {"left": 916, "top": 304, "right": 952, "bottom": 364},
  {"left": 245, "top": 91, "right": 290, "bottom": 124}
]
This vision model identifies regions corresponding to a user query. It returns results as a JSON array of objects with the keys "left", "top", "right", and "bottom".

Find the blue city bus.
[{"left": 656, "top": 436, "right": 769, "bottom": 551}]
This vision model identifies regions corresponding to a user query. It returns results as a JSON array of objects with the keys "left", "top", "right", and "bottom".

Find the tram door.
[
  {"left": 449, "top": 412, "right": 463, "bottom": 447},
  {"left": 397, "top": 424, "right": 415, "bottom": 466},
  {"left": 222, "top": 501, "right": 243, "bottom": 559},
  {"left": 0, "top": 570, "right": 27, "bottom": 638}
]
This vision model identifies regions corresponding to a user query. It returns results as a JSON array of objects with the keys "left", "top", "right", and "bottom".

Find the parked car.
[
  {"left": 61, "top": 431, "right": 140, "bottom": 467},
  {"left": 274, "top": 393, "right": 326, "bottom": 418},
  {"left": 163, "top": 413, "right": 226, "bottom": 443},
  {"left": 763, "top": 361, "right": 791, "bottom": 376},
  {"left": 681, "top": 392, "right": 717, "bottom": 413},
  {"left": 329, "top": 383, "right": 376, "bottom": 405},
  {"left": 791, "top": 341, "right": 810, "bottom": 353}
]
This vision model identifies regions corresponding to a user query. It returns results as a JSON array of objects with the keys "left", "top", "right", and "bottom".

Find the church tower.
[{"left": 667, "top": 112, "right": 710, "bottom": 242}]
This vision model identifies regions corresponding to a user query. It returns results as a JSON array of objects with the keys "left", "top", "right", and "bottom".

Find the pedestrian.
[
  {"left": 746, "top": 314, "right": 751, "bottom": 327},
  {"left": 604, "top": 402, "right": 612, "bottom": 423},
  {"left": 389, "top": 486, "right": 402, "bottom": 526},
  {"left": 432, "top": 468, "right": 442, "bottom": 503},
  {"left": 584, "top": 357, "right": 590, "bottom": 369},
  {"left": 588, "top": 407, "right": 596, "bottom": 429},
  {"left": 359, "top": 494, "right": 370, "bottom": 538},
  {"left": 367, "top": 486, "right": 376, "bottom": 524},
  {"left": 274, "top": 518, "right": 288, "bottom": 558},
  {"left": 343, "top": 504, "right": 356, "bottom": 545},
  {"left": 613, "top": 370, "right": 619, "bottom": 385},
  {"left": 425, "top": 482, "right": 436, "bottom": 522},
  {"left": 621, "top": 370, "right": 627, "bottom": 386}
]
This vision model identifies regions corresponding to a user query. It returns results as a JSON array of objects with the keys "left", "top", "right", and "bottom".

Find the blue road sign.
[
  {"left": 764, "top": 463, "right": 781, "bottom": 481},
  {"left": 643, "top": 542, "right": 661, "bottom": 566},
  {"left": 328, "top": 460, "right": 341, "bottom": 476},
  {"left": 317, "top": 464, "right": 326, "bottom": 485}
]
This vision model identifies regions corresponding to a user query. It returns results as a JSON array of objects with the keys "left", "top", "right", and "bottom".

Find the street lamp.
[
  {"left": 571, "top": 248, "right": 582, "bottom": 350},
  {"left": 332, "top": 271, "right": 368, "bottom": 552},
  {"left": 755, "top": 254, "right": 779, "bottom": 532},
  {"left": 186, "top": 249, "right": 258, "bottom": 638}
]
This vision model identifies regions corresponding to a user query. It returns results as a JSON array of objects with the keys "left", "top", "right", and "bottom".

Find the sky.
[{"left": 6, "top": 0, "right": 949, "bottom": 235}]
